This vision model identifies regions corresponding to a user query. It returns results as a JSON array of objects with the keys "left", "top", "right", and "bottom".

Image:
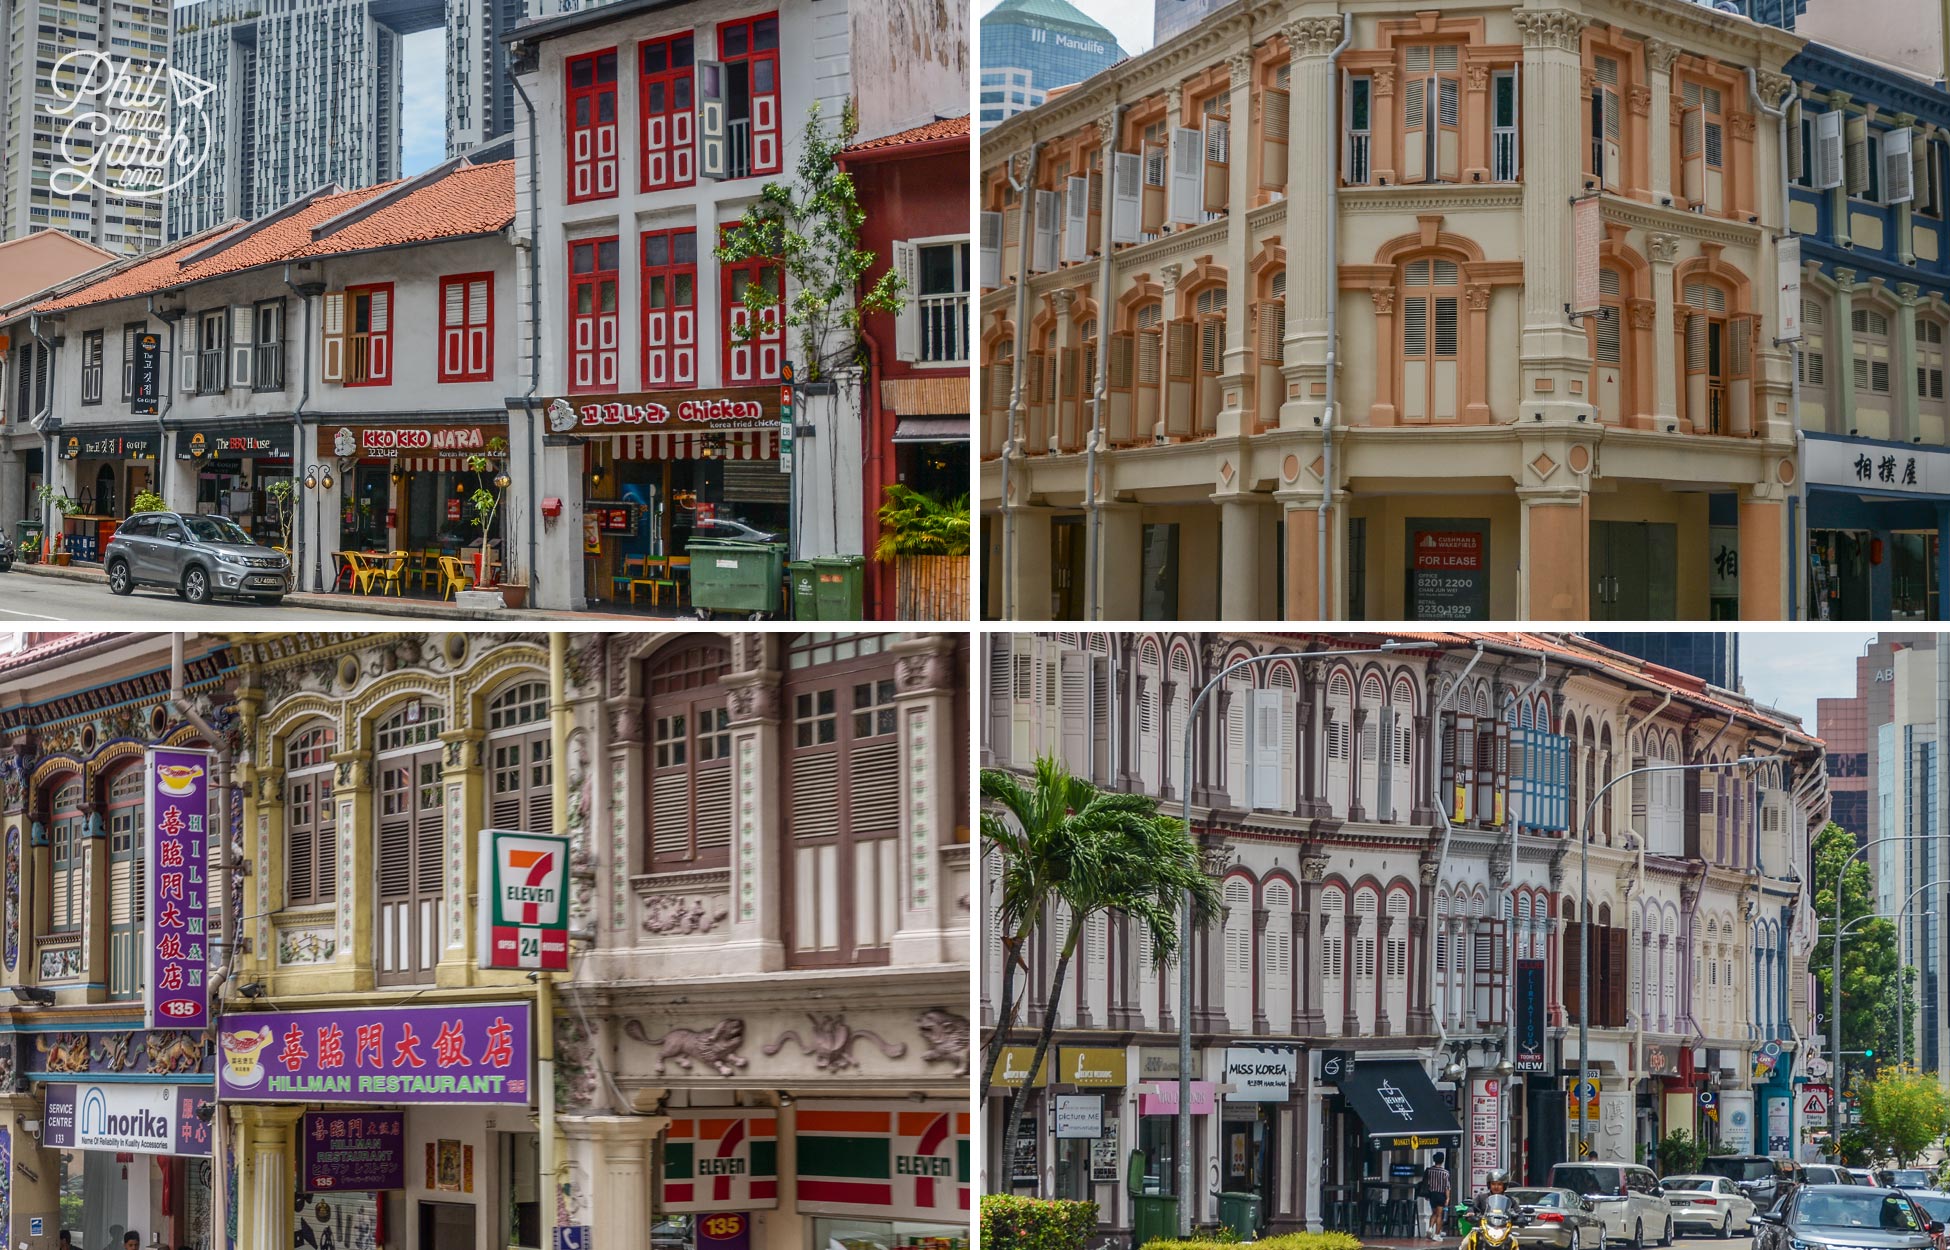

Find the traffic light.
[{"left": 1864, "top": 1048, "right": 1875, "bottom": 1058}]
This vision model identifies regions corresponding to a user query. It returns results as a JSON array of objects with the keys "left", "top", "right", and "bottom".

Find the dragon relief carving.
[
  {"left": 94, "top": 1031, "right": 135, "bottom": 1072},
  {"left": 146, "top": 1030, "right": 202, "bottom": 1074},
  {"left": 38, "top": 1033, "right": 90, "bottom": 1074},
  {"left": 641, "top": 895, "right": 728, "bottom": 935},
  {"left": 762, "top": 1013, "right": 908, "bottom": 1073},
  {"left": 623, "top": 1017, "right": 750, "bottom": 1077},
  {"left": 555, "top": 1017, "right": 600, "bottom": 1110},
  {"left": 915, "top": 1009, "right": 969, "bottom": 1077}
]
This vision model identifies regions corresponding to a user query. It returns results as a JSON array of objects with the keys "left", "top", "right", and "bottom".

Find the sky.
[
  {"left": 980, "top": 0, "right": 1155, "bottom": 57},
  {"left": 400, "top": 31, "right": 447, "bottom": 176},
  {"left": 1739, "top": 631, "right": 1877, "bottom": 730}
]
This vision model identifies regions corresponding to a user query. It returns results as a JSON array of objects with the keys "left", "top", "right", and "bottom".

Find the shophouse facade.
[
  {"left": 0, "top": 154, "right": 518, "bottom": 598},
  {"left": 505, "top": 0, "right": 969, "bottom": 613},
  {"left": 0, "top": 632, "right": 235, "bottom": 1250},
  {"left": 978, "top": 0, "right": 1807, "bottom": 621},
  {"left": 551, "top": 631, "right": 970, "bottom": 1250},
  {"left": 1786, "top": 41, "right": 1950, "bottom": 620},
  {"left": 980, "top": 632, "right": 1824, "bottom": 1238}
]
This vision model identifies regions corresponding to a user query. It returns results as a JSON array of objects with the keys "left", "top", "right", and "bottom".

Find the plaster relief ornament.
[
  {"left": 37, "top": 1033, "right": 90, "bottom": 1074},
  {"left": 641, "top": 894, "right": 727, "bottom": 935},
  {"left": 94, "top": 1031, "right": 134, "bottom": 1072},
  {"left": 915, "top": 1009, "right": 969, "bottom": 1077},
  {"left": 622, "top": 1017, "right": 750, "bottom": 1077},
  {"left": 762, "top": 1013, "right": 909, "bottom": 1073},
  {"left": 145, "top": 1030, "right": 201, "bottom": 1074}
]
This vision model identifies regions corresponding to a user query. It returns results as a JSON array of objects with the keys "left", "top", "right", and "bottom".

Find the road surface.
[{"left": 0, "top": 571, "right": 410, "bottom": 623}]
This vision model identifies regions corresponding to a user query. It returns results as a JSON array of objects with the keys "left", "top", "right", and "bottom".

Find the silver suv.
[{"left": 104, "top": 511, "right": 289, "bottom": 605}]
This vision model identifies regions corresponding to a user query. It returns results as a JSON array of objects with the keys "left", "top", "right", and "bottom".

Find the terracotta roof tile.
[
  {"left": 845, "top": 115, "right": 969, "bottom": 152},
  {"left": 28, "top": 161, "right": 514, "bottom": 316}
]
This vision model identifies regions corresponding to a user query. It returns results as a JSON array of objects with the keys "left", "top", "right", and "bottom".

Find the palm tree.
[{"left": 981, "top": 755, "right": 1221, "bottom": 1192}]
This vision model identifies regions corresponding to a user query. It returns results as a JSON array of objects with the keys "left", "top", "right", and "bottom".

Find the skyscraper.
[
  {"left": 1584, "top": 633, "right": 1741, "bottom": 690},
  {"left": 167, "top": 0, "right": 426, "bottom": 241},
  {"left": 0, "top": 0, "right": 171, "bottom": 254},
  {"left": 979, "top": 0, "right": 1123, "bottom": 132}
]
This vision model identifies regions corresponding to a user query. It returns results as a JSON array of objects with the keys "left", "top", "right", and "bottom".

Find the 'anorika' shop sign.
[{"left": 217, "top": 1003, "right": 532, "bottom": 1104}]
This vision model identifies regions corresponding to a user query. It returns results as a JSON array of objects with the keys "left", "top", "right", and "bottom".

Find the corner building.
[{"left": 979, "top": 1, "right": 1807, "bottom": 621}]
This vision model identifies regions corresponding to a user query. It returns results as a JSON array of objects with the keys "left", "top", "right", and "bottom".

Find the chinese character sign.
[
  {"left": 218, "top": 1003, "right": 532, "bottom": 1104},
  {"left": 302, "top": 1111, "right": 407, "bottom": 1190},
  {"left": 146, "top": 747, "right": 211, "bottom": 1030}
]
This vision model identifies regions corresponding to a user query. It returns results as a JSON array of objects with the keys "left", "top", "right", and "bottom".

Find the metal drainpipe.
[
  {"left": 1496, "top": 650, "right": 1547, "bottom": 1176},
  {"left": 1002, "top": 144, "right": 1039, "bottom": 620},
  {"left": 1086, "top": 110, "right": 1124, "bottom": 621},
  {"left": 514, "top": 65, "right": 544, "bottom": 604},
  {"left": 1750, "top": 67, "right": 1800, "bottom": 619},
  {"left": 1317, "top": 12, "right": 1354, "bottom": 621},
  {"left": 1428, "top": 639, "right": 1484, "bottom": 1053},
  {"left": 282, "top": 266, "right": 315, "bottom": 588}
]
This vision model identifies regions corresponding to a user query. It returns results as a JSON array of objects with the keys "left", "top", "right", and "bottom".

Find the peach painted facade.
[{"left": 978, "top": 0, "right": 1805, "bottom": 622}]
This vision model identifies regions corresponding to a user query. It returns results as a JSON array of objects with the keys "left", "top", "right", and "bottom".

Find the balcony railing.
[
  {"left": 728, "top": 118, "right": 752, "bottom": 180},
  {"left": 348, "top": 332, "right": 375, "bottom": 384},
  {"left": 197, "top": 346, "right": 224, "bottom": 394},
  {"left": 1493, "top": 129, "right": 1518, "bottom": 181},
  {"left": 254, "top": 340, "right": 283, "bottom": 391},
  {"left": 919, "top": 292, "right": 969, "bottom": 364},
  {"left": 1347, "top": 133, "right": 1371, "bottom": 185}
]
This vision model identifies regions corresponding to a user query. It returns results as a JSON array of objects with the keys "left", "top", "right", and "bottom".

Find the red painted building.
[{"left": 839, "top": 116, "right": 971, "bottom": 619}]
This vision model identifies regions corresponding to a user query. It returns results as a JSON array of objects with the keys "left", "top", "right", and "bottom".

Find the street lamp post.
[
  {"left": 1888, "top": 877, "right": 1949, "bottom": 1067},
  {"left": 1573, "top": 756, "right": 1782, "bottom": 1159},
  {"left": 1175, "top": 641, "right": 1413, "bottom": 1236},
  {"left": 300, "top": 462, "right": 336, "bottom": 593}
]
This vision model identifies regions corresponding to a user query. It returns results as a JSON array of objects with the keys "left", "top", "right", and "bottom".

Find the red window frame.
[
  {"left": 566, "top": 48, "right": 619, "bottom": 203},
  {"left": 569, "top": 238, "right": 620, "bottom": 394},
  {"left": 720, "top": 236, "right": 783, "bottom": 385},
  {"left": 719, "top": 12, "right": 781, "bottom": 177},
  {"left": 641, "top": 228, "right": 698, "bottom": 389},
  {"left": 639, "top": 32, "right": 695, "bottom": 192},
  {"left": 437, "top": 272, "right": 494, "bottom": 383},
  {"left": 344, "top": 282, "right": 393, "bottom": 387}
]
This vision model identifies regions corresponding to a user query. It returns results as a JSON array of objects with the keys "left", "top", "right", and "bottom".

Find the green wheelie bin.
[{"left": 687, "top": 539, "right": 787, "bottom": 617}]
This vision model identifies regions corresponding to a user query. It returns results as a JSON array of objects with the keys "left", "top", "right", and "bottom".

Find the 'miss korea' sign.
[
  {"left": 477, "top": 830, "right": 571, "bottom": 971},
  {"left": 1224, "top": 1046, "right": 1299, "bottom": 1101}
]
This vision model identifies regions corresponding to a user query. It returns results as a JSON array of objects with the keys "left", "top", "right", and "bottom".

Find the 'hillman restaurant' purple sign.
[
  {"left": 145, "top": 747, "right": 211, "bottom": 1031},
  {"left": 217, "top": 1004, "right": 532, "bottom": 1104}
]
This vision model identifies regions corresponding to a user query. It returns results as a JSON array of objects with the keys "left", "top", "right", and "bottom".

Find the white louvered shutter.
[
  {"left": 1886, "top": 126, "right": 1915, "bottom": 203},
  {"left": 321, "top": 291, "right": 346, "bottom": 382},
  {"left": 891, "top": 241, "right": 919, "bottom": 362},
  {"left": 179, "top": 324, "right": 198, "bottom": 393},
  {"left": 367, "top": 288, "right": 391, "bottom": 383},
  {"left": 1112, "top": 152, "right": 1142, "bottom": 244},
  {"left": 1846, "top": 112, "right": 1870, "bottom": 195},
  {"left": 1169, "top": 126, "right": 1202, "bottom": 224},
  {"left": 697, "top": 60, "right": 727, "bottom": 179},
  {"left": 1060, "top": 651, "right": 1089, "bottom": 775},
  {"left": 979, "top": 212, "right": 1002, "bottom": 288},
  {"left": 1063, "top": 175, "right": 1090, "bottom": 263},
  {"left": 229, "top": 305, "right": 253, "bottom": 389},
  {"left": 1251, "top": 687, "right": 1281, "bottom": 810},
  {"left": 465, "top": 278, "right": 490, "bottom": 378},
  {"left": 1816, "top": 109, "right": 1845, "bottom": 189},
  {"left": 1031, "top": 189, "right": 1058, "bottom": 273}
]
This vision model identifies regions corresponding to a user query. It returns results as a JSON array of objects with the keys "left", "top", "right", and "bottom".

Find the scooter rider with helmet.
[{"left": 1460, "top": 1172, "right": 1531, "bottom": 1250}]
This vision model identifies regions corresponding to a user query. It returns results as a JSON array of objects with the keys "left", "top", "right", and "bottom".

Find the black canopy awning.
[{"left": 1339, "top": 1060, "right": 1463, "bottom": 1146}]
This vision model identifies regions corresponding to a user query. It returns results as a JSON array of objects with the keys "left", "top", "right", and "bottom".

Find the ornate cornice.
[
  {"left": 1340, "top": 187, "right": 1523, "bottom": 214},
  {"left": 1227, "top": 51, "right": 1254, "bottom": 87},
  {"left": 1604, "top": 199, "right": 1764, "bottom": 251},
  {"left": 1643, "top": 38, "right": 1682, "bottom": 75},
  {"left": 1512, "top": 10, "right": 1586, "bottom": 53},
  {"left": 1755, "top": 70, "right": 1795, "bottom": 110},
  {"left": 1284, "top": 16, "right": 1345, "bottom": 60}
]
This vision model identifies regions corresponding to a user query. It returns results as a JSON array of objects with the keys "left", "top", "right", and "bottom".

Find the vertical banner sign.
[
  {"left": 1470, "top": 1078, "right": 1503, "bottom": 1196},
  {"left": 1574, "top": 195, "right": 1602, "bottom": 316},
  {"left": 477, "top": 829, "right": 571, "bottom": 971},
  {"left": 1514, "top": 959, "right": 1548, "bottom": 1072},
  {"left": 1778, "top": 235, "right": 1803, "bottom": 342},
  {"left": 132, "top": 332, "right": 161, "bottom": 416},
  {"left": 0, "top": 1124, "right": 11, "bottom": 1250},
  {"left": 779, "top": 362, "right": 795, "bottom": 473},
  {"left": 146, "top": 747, "right": 211, "bottom": 1030}
]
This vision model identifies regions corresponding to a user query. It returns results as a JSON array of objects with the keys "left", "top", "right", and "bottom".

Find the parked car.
[
  {"left": 1704, "top": 1154, "right": 1798, "bottom": 1209},
  {"left": 1508, "top": 1188, "right": 1607, "bottom": 1250},
  {"left": 1547, "top": 1163, "right": 1674, "bottom": 1249},
  {"left": 1659, "top": 1174, "right": 1757, "bottom": 1238},
  {"left": 104, "top": 511, "right": 289, "bottom": 604},
  {"left": 692, "top": 517, "right": 781, "bottom": 544},
  {"left": 1882, "top": 1170, "right": 1938, "bottom": 1191},
  {"left": 1753, "top": 1185, "right": 1938, "bottom": 1250},
  {"left": 1854, "top": 1170, "right": 1885, "bottom": 1187},
  {"left": 650, "top": 1216, "right": 692, "bottom": 1250},
  {"left": 1904, "top": 1191, "right": 1950, "bottom": 1250},
  {"left": 1799, "top": 1166, "right": 1855, "bottom": 1186}
]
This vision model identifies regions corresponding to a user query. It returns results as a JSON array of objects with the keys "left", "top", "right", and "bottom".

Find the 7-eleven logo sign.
[{"left": 478, "top": 830, "right": 571, "bottom": 971}]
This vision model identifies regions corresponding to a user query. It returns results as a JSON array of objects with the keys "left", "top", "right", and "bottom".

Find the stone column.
[
  {"left": 1408, "top": 910, "right": 1432, "bottom": 1034},
  {"left": 1220, "top": 51, "right": 1256, "bottom": 438},
  {"left": 565, "top": 1115, "right": 670, "bottom": 1250},
  {"left": 243, "top": 1105, "right": 303, "bottom": 1250},
  {"left": 721, "top": 655, "right": 784, "bottom": 973},
  {"left": 1515, "top": 9, "right": 1591, "bottom": 423},
  {"left": 81, "top": 800, "right": 104, "bottom": 990},
  {"left": 1739, "top": 482, "right": 1788, "bottom": 620},
  {"left": 1520, "top": 485, "right": 1590, "bottom": 619},
  {"left": 1343, "top": 912, "right": 1365, "bottom": 1035},
  {"left": 1196, "top": 913, "right": 1227, "bottom": 1032},
  {"left": 1300, "top": 853, "right": 1329, "bottom": 1031},
  {"left": 1348, "top": 706, "right": 1369, "bottom": 822},
  {"left": 1217, "top": 494, "right": 1269, "bottom": 619},
  {"left": 1158, "top": 261, "right": 1183, "bottom": 442},
  {"left": 1646, "top": 41, "right": 1679, "bottom": 201},
  {"left": 1252, "top": 903, "right": 1271, "bottom": 1032},
  {"left": 437, "top": 726, "right": 484, "bottom": 987},
  {"left": 1298, "top": 665, "right": 1324, "bottom": 817},
  {"left": 1281, "top": 17, "right": 1353, "bottom": 429},
  {"left": 1832, "top": 269, "right": 1859, "bottom": 434},
  {"left": 1649, "top": 233, "right": 1683, "bottom": 424},
  {"left": 1898, "top": 282, "right": 1923, "bottom": 443}
]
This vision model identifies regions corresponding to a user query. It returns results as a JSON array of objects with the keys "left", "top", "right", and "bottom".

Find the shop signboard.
[
  {"left": 43, "top": 1082, "right": 212, "bottom": 1158},
  {"left": 1059, "top": 1047, "right": 1127, "bottom": 1087},
  {"left": 1406, "top": 518, "right": 1490, "bottom": 620},
  {"left": 302, "top": 1111, "right": 406, "bottom": 1190},
  {"left": 1805, "top": 433, "right": 1950, "bottom": 494},
  {"left": 586, "top": 502, "right": 641, "bottom": 537},
  {"left": 476, "top": 829, "right": 571, "bottom": 971},
  {"left": 216, "top": 1002, "right": 532, "bottom": 1104},
  {"left": 146, "top": 746, "right": 211, "bottom": 1031},
  {"left": 991, "top": 1046, "right": 1050, "bottom": 1087},
  {"left": 543, "top": 389, "right": 779, "bottom": 435},
  {"left": 1089, "top": 1121, "right": 1120, "bottom": 1183},
  {"left": 62, "top": 432, "right": 158, "bottom": 460},
  {"left": 779, "top": 366, "right": 795, "bottom": 473},
  {"left": 132, "top": 333, "right": 161, "bottom": 415},
  {"left": 696, "top": 1214, "right": 750, "bottom": 1250},
  {"left": 1136, "top": 1047, "right": 1204, "bottom": 1081},
  {"left": 1223, "top": 1046, "right": 1297, "bottom": 1101},
  {"left": 1053, "top": 1095, "right": 1102, "bottom": 1139},
  {"left": 1136, "top": 1080, "right": 1214, "bottom": 1117},
  {"left": 1720, "top": 1091, "right": 1755, "bottom": 1154},
  {"left": 318, "top": 425, "right": 501, "bottom": 457},
  {"left": 1319, "top": 1050, "right": 1353, "bottom": 1085},
  {"left": 1514, "top": 960, "right": 1548, "bottom": 1072},
  {"left": 1470, "top": 1079, "right": 1503, "bottom": 1195},
  {"left": 661, "top": 1110, "right": 779, "bottom": 1213},
  {"left": 178, "top": 429, "right": 293, "bottom": 461},
  {"left": 794, "top": 1101, "right": 968, "bottom": 1222},
  {"left": 1765, "top": 1096, "right": 1792, "bottom": 1156}
]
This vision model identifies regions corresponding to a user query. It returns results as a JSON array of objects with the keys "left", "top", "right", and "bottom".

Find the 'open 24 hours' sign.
[{"left": 476, "top": 830, "right": 570, "bottom": 971}]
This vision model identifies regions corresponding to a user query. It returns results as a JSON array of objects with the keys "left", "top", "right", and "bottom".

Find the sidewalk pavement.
[{"left": 8, "top": 558, "right": 652, "bottom": 621}]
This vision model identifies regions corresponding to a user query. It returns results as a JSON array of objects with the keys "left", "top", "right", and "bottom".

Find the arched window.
[
  {"left": 1661, "top": 909, "right": 1678, "bottom": 1029},
  {"left": 1135, "top": 301, "right": 1164, "bottom": 441},
  {"left": 1401, "top": 257, "right": 1461, "bottom": 422},
  {"left": 489, "top": 679, "right": 554, "bottom": 836},
  {"left": 48, "top": 777, "right": 83, "bottom": 935},
  {"left": 285, "top": 724, "right": 337, "bottom": 908},
  {"left": 1264, "top": 879, "right": 1293, "bottom": 1028},
  {"left": 784, "top": 633, "right": 900, "bottom": 967},
  {"left": 1256, "top": 271, "right": 1286, "bottom": 429},
  {"left": 1683, "top": 278, "right": 1748, "bottom": 435},
  {"left": 1269, "top": 664, "right": 1298, "bottom": 810},
  {"left": 1593, "top": 266, "right": 1627, "bottom": 424},
  {"left": 1193, "top": 287, "right": 1226, "bottom": 436},
  {"left": 1326, "top": 671, "right": 1353, "bottom": 817},
  {"left": 1852, "top": 303, "right": 1895, "bottom": 439},
  {"left": 1389, "top": 675, "right": 1414, "bottom": 819},
  {"left": 1359, "top": 673, "right": 1385, "bottom": 818},
  {"left": 376, "top": 701, "right": 447, "bottom": 985},
  {"left": 1383, "top": 889, "right": 1410, "bottom": 1032},
  {"left": 1800, "top": 297, "right": 1831, "bottom": 432},
  {"left": 1137, "top": 639, "right": 1162, "bottom": 791},
  {"left": 107, "top": 767, "right": 145, "bottom": 1000},
  {"left": 1919, "top": 313, "right": 1947, "bottom": 443},
  {"left": 1225, "top": 665, "right": 1253, "bottom": 807},
  {"left": 1223, "top": 876, "right": 1253, "bottom": 1031},
  {"left": 1166, "top": 646, "right": 1191, "bottom": 796},
  {"left": 646, "top": 641, "right": 731, "bottom": 870},
  {"left": 1599, "top": 723, "right": 1615, "bottom": 841},
  {"left": 1321, "top": 887, "right": 1346, "bottom": 1033},
  {"left": 1352, "top": 886, "right": 1378, "bottom": 1035},
  {"left": 1136, "top": 920, "right": 1160, "bottom": 1030}
]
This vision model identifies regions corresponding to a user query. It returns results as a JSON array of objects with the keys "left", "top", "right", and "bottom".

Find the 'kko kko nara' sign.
[
  {"left": 145, "top": 747, "right": 211, "bottom": 1030},
  {"left": 217, "top": 1003, "right": 532, "bottom": 1104}
]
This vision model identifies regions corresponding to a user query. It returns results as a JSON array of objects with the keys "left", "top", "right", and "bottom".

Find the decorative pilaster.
[
  {"left": 1251, "top": 904, "right": 1271, "bottom": 1033},
  {"left": 1832, "top": 268, "right": 1860, "bottom": 433},
  {"left": 1645, "top": 41, "right": 1681, "bottom": 201},
  {"left": 327, "top": 747, "right": 371, "bottom": 986},
  {"left": 1828, "top": 92, "right": 1854, "bottom": 247},
  {"left": 891, "top": 635, "right": 959, "bottom": 968},
  {"left": 1298, "top": 853, "right": 1328, "bottom": 1031},
  {"left": 437, "top": 725, "right": 485, "bottom": 986},
  {"left": 1220, "top": 51, "right": 1256, "bottom": 437},
  {"left": 1280, "top": 16, "right": 1353, "bottom": 429},
  {"left": 243, "top": 1105, "right": 303, "bottom": 1250},
  {"left": 1898, "top": 282, "right": 1924, "bottom": 442},
  {"left": 1649, "top": 233, "right": 1683, "bottom": 423},
  {"left": 563, "top": 1115, "right": 671, "bottom": 1250},
  {"left": 721, "top": 662, "right": 784, "bottom": 973},
  {"left": 1515, "top": 10, "right": 1592, "bottom": 421}
]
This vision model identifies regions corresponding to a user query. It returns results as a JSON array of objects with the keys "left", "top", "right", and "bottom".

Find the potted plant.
[
  {"left": 464, "top": 440, "right": 519, "bottom": 603},
  {"left": 873, "top": 486, "right": 970, "bottom": 619},
  {"left": 18, "top": 534, "right": 39, "bottom": 565},
  {"left": 265, "top": 479, "right": 295, "bottom": 551},
  {"left": 129, "top": 490, "right": 165, "bottom": 514},
  {"left": 36, "top": 485, "right": 79, "bottom": 566}
]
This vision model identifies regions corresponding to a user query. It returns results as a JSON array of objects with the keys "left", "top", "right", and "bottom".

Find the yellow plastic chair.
[
  {"left": 436, "top": 556, "right": 471, "bottom": 600},
  {"left": 342, "top": 550, "right": 376, "bottom": 594},
  {"left": 364, "top": 550, "right": 407, "bottom": 597},
  {"left": 612, "top": 554, "right": 645, "bottom": 602}
]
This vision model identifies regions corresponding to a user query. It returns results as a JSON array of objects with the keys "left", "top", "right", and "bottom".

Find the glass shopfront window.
[{"left": 810, "top": 1217, "right": 967, "bottom": 1250}]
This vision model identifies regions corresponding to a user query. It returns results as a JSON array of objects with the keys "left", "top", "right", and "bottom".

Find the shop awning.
[
  {"left": 1338, "top": 1060, "right": 1462, "bottom": 1146},
  {"left": 892, "top": 416, "right": 968, "bottom": 443},
  {"left": 612, "top": 430, "right": 777, "bottom": 460}
]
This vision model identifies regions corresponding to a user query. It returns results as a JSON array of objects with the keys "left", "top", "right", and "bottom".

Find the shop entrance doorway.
[{"left": 420, "top": 1200, "right": 475, "bottom": 1250}]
